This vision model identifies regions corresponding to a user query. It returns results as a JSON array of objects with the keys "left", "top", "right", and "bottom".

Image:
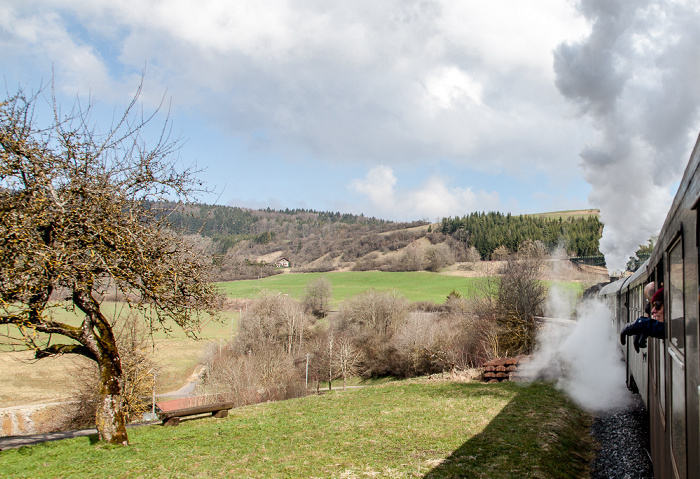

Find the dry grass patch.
[{"left": 0, "top": 352, "right": 92, "bottom": 407}]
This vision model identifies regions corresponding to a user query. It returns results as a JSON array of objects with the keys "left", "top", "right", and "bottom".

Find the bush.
[
  {"left": 201, "top": 345, "right": 306, "bottom": 405},
  {"left": 200, "top": 293, "right": 313, "bottom": 405},
  {"left": 352, "top": 252, "right": 382, "bottom": 271},
  {"left": 303, "top": 276, "right": 333, "bottom": 317},
  {"left": 491, "top": 245, "right": 510, "bottom": 261},
  {"left": 425, "top": 243, "right": 455, "bottom": 272},
  {"left": 491, "top": 253, "right": 547, "bottom": 356},
  {"left": 236, "top": 291, "right": 311, "bottom": 355},
  {"left": 334, "top": 289, "right": 409, "bottom": 377}
]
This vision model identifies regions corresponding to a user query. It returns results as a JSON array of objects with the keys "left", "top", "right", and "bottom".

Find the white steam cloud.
[
  {"left": 520, "top": 286, "right": 631, "bottom": 411},
  {"left": 554, "top": 0, "right": 700, "bottom": 272}
]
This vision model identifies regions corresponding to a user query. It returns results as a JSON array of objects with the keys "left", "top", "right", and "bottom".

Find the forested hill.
[
  {"left": 441, "top": 212, "right": 603, "bottom": 259},
  {"left": 158, "top": 202, "right": 603, "bottom": 281}
]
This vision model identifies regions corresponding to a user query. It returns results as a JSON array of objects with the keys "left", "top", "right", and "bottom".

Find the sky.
[{"left": 2, "top": 0, "right": 700, "bottom": 271}]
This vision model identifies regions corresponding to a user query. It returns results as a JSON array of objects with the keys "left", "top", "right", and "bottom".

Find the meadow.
[
  {"left": 217, "top": 270, "right": 586, "bottom": 309},
  {"left": 0, "top": 271, "right": 586, "bottom": 407},
  {"left": 0, "top": 380, "right": 595, "bottom": 478}
]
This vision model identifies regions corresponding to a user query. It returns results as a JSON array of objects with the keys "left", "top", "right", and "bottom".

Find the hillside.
[{"left": 162, "top": 204, "right": 605, "bottom": 282}]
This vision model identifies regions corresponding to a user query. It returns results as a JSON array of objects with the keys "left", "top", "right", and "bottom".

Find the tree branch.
[{"left": 35, "top": 343, "right": 96, "bottom": 360}]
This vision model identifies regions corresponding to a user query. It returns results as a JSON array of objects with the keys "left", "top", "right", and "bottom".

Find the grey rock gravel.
[{"left": 590, "top": 393, "right": 653, "bottom": 479}]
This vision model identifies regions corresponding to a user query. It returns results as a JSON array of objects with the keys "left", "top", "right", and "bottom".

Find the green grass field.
[
  {"left": 218, "top": 271, "right": 585, "bottom": 308},
  {"left": 0, "top": 380, "right": 595, "bottom": 478}
]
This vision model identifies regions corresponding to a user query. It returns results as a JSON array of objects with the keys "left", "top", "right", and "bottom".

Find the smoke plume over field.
[
  {"left": 520, "top": 286, "right": 631, "bottom": 411},
  {"left": 554, "top": 0, "right": 700, "bottom": 271}
]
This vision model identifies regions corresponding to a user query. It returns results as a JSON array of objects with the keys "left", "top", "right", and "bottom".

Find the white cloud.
[
  {"left": 349, "top": 165, "right": 397, "bottom": 206},
  {"left": 2, "top": 1, "right": 590, "bottom": 170},
  {"left": 423, "top": 66, "right": 484, "bottom": 113},
  {"left": 350, "top": 165, "right": 500, "bottom": 220}
]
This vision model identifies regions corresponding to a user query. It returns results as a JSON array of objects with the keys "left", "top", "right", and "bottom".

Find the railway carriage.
[{"left": 599, "top": 132, "right": 700, "bottom": 478}]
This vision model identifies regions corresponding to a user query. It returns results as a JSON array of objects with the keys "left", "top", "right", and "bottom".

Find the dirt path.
[{"left": 0, "top": 428, "right": 99, "bottom": 450}]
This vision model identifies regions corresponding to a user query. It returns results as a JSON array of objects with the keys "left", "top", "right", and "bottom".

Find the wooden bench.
[{"left": 156, "top": 399, "right": 235, "bottom": 427}]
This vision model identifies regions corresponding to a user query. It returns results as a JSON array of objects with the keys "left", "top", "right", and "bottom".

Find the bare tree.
[
  {"left": 337, "top": 289, "right": 409, "bottom": 338},
  {"left": 396, "top": 242, "right": 425, "bottom": 271},
  {"left": 491, "top": 245, "right": 510, "bottom": 262},
  {"left": 0, "top": 84, "right": 222, "bottom": 444},
  {"left": 327, "top": 331, "right": 335, "bottom": 390},
  {"left": 335, "top": 334, "right": 363, "bottom": 390},
  {"left": 334, "top": 289, "right": 409, "bottom": 377}
]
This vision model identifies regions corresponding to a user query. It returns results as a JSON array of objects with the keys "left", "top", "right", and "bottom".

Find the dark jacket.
[{"left": 620, "top": 317, "right": 665, "bottom": 352}]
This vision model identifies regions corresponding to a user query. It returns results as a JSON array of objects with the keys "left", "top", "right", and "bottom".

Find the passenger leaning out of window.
[{"left": 620, "top": 286, "right": 665, "bottom": 352}]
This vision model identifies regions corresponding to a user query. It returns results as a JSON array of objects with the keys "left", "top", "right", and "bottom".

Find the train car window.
[
  {"left": 669, "top": 242, "right": 686, "bottom": 352},
  {"left": 667, "top": 238, "right": 686, "bottom": 478},
  {"left": 632, "top": 285, "right": 641, "bottom": 317},
  {"left": 657, "top": 338, "right": 666, "bottom": 416}
]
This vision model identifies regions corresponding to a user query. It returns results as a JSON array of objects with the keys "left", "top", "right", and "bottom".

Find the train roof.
[
  {"left": 624, "top": 257, "right": 650, "bottom": 289},
  {"left": 599, "top": 276, "right": 629, "bottom": 296}
]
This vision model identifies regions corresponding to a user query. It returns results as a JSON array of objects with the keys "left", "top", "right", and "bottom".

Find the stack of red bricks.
[{"left": 481, "top": 355, "right": 528, "bottom": 383}]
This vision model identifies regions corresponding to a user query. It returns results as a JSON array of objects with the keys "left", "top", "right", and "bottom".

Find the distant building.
[{"left": 275, "top": 257, "right": 291, "bottom": 268}]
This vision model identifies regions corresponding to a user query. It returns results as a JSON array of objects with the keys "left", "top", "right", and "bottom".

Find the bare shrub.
[
  {"left": 490, "top": 253, "right": 548, "bottom": 356},
  {"left": 306, "top": 326, "right": 332, "bottom": 392},
  {"left": 388, "top": 312, "right": 441, "bottom": 377},
  {"left": 387, "top": 308, "right": 495, "bottom": 377},
  {"left": 389, "top": 242, "right": 424, "bottom": 271},
  {"left": 202, "top": 350, "right": 262, "bottom": 406},
  {"left": 296, "top": 263, "right": 336, "bottom": 273},
  {"left": 201, "top": 345, "right": 305, "bottom": 404},
  {"left": 463, "top": 246, "right": 482, "bottom": 270},
  {"left": 303, "top": 276, "right": 333, "bottom": 318},
  {"left": 425, "top": 243, "right": 455, "bottom": 272},
  {"left": 58, "top": 314, "right": 157, "bottom": 430},
  {"left": 518, "top": 238, "right": 548, "bottom": 258},
  {"left": 336, "top": 289, "right": 409, "bottom": 337},
  {"left": 439, "top": 308, "right": 497, "bottom": 368},
  {"left": 334, "top": 289, "right": 409, "bottom": 377},
  {"left": 491, "top": 245, "right": 510, "bottom": 261},
  {"left": 352, "top": 252, "right": 382, "bottom": 271},
  {"left": 236, "top": 291, "right": 311, "bottom": 355},
  {"left": 409, "top": 301, "right": 445, "bottom": 312},
  {"left": 335, "top": 334, "right": 364, "bottom": 390},
  {"left": 201, "top": 293, "right": 311, "bottom": 404}
]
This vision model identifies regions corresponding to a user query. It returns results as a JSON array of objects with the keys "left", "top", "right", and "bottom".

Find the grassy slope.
[
  {"left": 528, "top": 209, "right": 600, "bottom": 220},
  {"left": 0, "top": 381, "right": 595, "bottom": 479}
]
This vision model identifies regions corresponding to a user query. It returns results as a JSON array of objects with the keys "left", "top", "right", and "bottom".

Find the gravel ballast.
[{"left": 590, "top": 393, "right": 653, "bottom": 478}]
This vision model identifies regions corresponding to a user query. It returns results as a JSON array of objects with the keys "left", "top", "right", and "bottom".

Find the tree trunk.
[
  {"left": 73, "top": 291, "right": 129, "bottom": 445},
  {"left": 96, "top": 353, "right": 128, "bottom": 444}
]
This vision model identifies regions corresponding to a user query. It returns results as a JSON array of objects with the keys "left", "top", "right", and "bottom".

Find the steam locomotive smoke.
[
  {"left": 520, "top": 286, "right": 631, "bottom": 411},
  {"left": 554, "top": 0, "right": 700, "bottom": 272}
]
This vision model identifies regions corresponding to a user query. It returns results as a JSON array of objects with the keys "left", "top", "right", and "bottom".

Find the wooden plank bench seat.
[{"left": 156, "top": 400, "right": 236, "bottom": 427}]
